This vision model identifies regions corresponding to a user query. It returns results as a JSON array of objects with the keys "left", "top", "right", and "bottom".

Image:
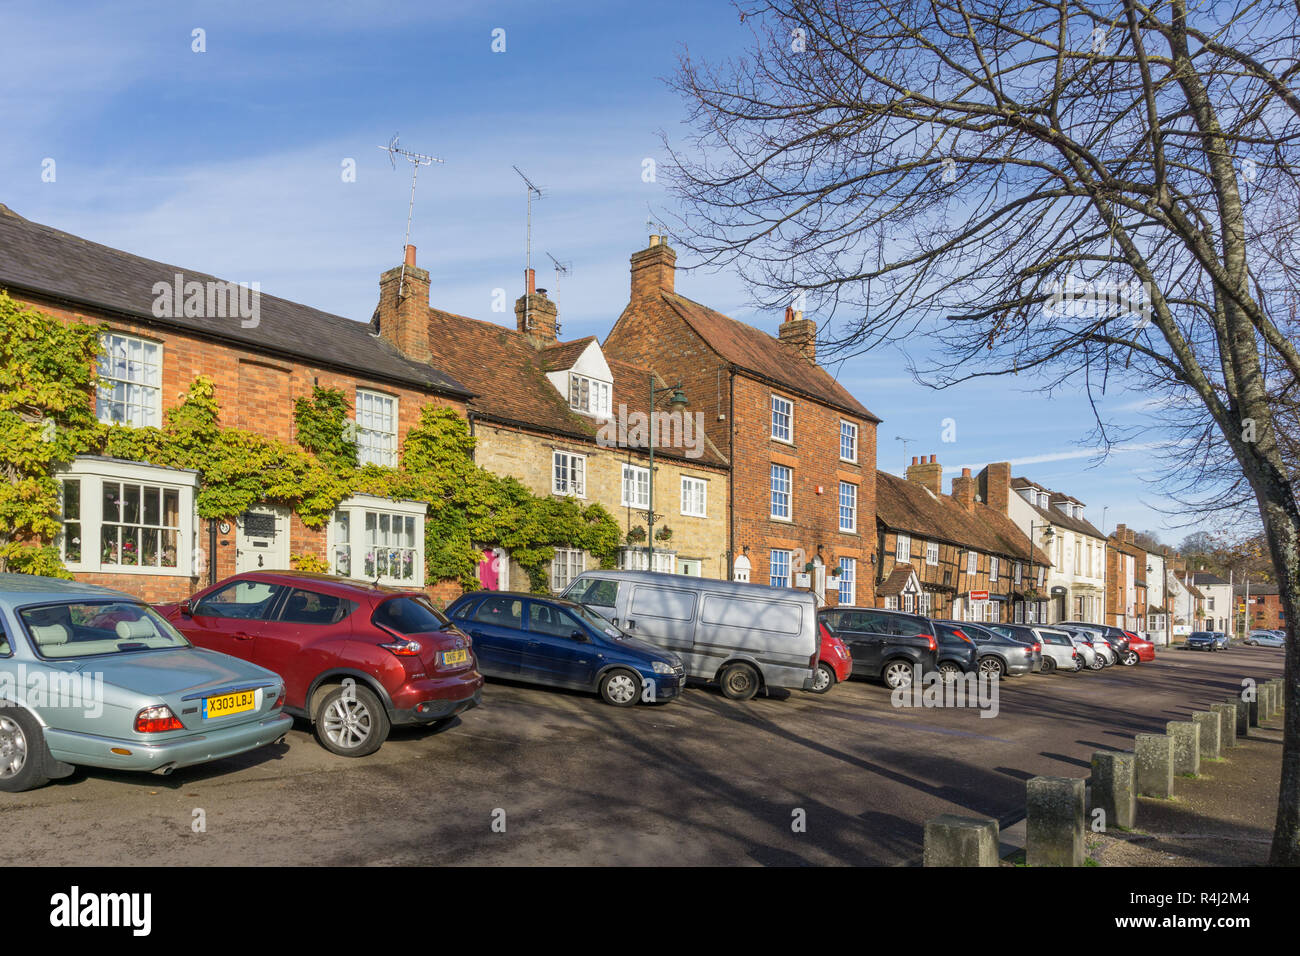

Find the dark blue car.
[{"left": 444, "top": 592, "right": 686, "bottom": 706}]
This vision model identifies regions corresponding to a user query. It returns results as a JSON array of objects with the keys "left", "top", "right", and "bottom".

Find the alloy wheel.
[
  {"left": 0, "top": 716, "right": 29, "bottom": 779},
  {"left": 322, "top": 696, "right": 373, "bottom": 750},
  {"left": 883, "top": 661, "right": 913, "bottom": 688}
]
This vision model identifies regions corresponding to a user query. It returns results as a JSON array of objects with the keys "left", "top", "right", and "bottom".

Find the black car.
[
  {"left": 818, "top": 607, "right": 938, "bottom": 689},
  {"left": 931, "top": 621, "right": 979, "bottom": 678}
]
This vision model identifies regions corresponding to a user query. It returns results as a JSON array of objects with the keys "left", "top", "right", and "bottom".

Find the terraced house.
[
  {"left": 874, "top": 458, "right": 1050, "bottom": 622},
  {"left": 373, "top": 250, "right": 730, "bottom": 589},
  {"left": 604, "top": 236, "right": 880, "bottom": 607},
  {"left": 0, "top": 205, "right": 471, "bottom": 602}
]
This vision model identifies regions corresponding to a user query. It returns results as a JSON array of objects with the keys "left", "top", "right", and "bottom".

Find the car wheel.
[
  {"left": 1040, "top": 656, "right": 1056, "bottom": 675},
  {"left": 938, "top": 661, "right": 962, "bottom": 681},
  {"left": 1122, "top": 650, "right": 1139, "bottom": 666},
  {"left": 1073, "top": 659, "right": 1085, "bottom": 672},
  {"left": 599, "top": 668, "right": 641, "bottom": 707},
  {"left": 719, "top": 662, "right": 760, "bottom": 701},
  {"left": 0, "top": 710, "right": 50, "bottom": 793},
  {"left": 978, "top": 657, "right": 1005, "bottom": 680},
  {"left": 1089, "top": 655, "right": 1105, "bottom": 670},
  {"left": 809, "top": 663, "right": 836, "bottom": 694},
  {"left": 315, "top": 683, "right": 390, "bottom": 757},
  {"left": 882, "top": 659, "right": 915, "bottom": 689}
]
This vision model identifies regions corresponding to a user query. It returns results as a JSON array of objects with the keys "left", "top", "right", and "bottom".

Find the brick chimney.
[
  {"left": 951, "top": 467, "right": 976, "bottom": 512},
  {"left": 1113, "top": 523, "right": 1126, "bottom": 542},
  {"left": 375, "top": 244, "right": 431, "bottom": 358},
  {"left": 977, "top": 462, "right": 1011, "bottom": 515},
  {"left": 906, "top": 454, "right": 943, "bottom": 496},
  {"left": 630, "top": 235, "right": 676, "bottom": 300},
  {"left": 779, "top": 305, "right": 817, "bottom": 363},
  {"left": 515, "top": 268, "right": 559, "bottom": 345}
]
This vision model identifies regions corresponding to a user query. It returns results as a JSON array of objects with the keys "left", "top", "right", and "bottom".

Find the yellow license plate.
[
  {"left": 441, "top": 649, "right": 469, "bottom": 666},
  {"left": 204, "top": 689, "right": 257, "bottom": 719}
]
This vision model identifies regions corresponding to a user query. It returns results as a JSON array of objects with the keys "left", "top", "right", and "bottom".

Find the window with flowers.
[
  {"left": 328, "top": 495, "right": 426, "bottom": 586},
  {"left": 57, "top": 458, "right": 198, "bottom": 576}
]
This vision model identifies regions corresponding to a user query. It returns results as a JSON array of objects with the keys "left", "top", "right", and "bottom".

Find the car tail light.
[
  {"left": 954, "top": 630, "right": 973, "bottom": 644},
  {"left": 135, "top": 705, "right": 184, "bottom": 733},
  {"left": 273, "top": 686, "right": 285, "bottom": 709},
  {"left": 1031, "top": 642, "right": 1041, "bottom": 653},
  {"left": 920, "top": 634, "right": 937, "bottom": 653},
  {"left": 379, "top": 639, "right": 423, "bottom": 657}
]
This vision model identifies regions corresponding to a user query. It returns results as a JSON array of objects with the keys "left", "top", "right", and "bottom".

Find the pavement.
[{"left": 0, "top": 641, "right": 1286, "bottom": 865}]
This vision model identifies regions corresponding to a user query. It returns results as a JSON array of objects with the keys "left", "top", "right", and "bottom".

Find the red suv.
[{"left": 158, "top": 572, "right": 483, "bottom": 756}]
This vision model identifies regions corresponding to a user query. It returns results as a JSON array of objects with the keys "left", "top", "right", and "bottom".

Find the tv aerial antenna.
[
  {"left": 513, "top": 165, "right": 544, "bottom": 331},
  {"left": 545, "top": 252, "right": 572, "bottom": 335},
  {"left": 378, "top": 133, "right": 443, "bottom": 297}
]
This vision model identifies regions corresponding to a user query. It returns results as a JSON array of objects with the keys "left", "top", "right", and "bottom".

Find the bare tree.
[{"left": 665, "top": 0, "right": 1300, "bottom": 861}]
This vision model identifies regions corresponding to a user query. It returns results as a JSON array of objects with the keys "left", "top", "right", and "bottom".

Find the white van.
[{"left": 561, "top": 570, "right": 818, "bottom": 700}]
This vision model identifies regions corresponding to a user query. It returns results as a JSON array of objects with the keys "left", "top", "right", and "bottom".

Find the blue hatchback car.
[{"left": 445, "top": 592, "right": 685, "bottom": 705}]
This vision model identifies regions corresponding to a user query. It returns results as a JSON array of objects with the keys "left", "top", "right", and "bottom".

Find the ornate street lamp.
[{"left": 647, "top": 375, "right": 687, "bottom": 572}]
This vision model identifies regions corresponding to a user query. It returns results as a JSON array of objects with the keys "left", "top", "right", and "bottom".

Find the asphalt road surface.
[{"left": 0, "top": 643, "right": 1284, "bottom": 866}]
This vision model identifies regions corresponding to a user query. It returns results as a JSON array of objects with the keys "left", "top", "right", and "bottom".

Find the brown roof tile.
[
  {"left": 878, "top": 563, "right": 918, "bottom": 597},
  {"left": 659, "top": 292, "right": 880, "bottom": 422},
  {"left": 877, "top": 471, "right": 1051, "bottom": 566}
]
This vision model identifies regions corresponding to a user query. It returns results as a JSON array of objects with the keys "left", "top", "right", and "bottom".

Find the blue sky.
[{"left": 2, "top": 0, "right": 1206, "bottom": 545}]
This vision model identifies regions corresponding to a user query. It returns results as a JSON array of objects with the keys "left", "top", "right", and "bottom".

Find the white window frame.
[
  {"left": 355, "top": 388, "right": 399, "bottom": 468},
  {"left": 770, "top": 548, "right": 792, "bottom": 588},
  {"left": 837, "top": 557, "right": 856, "bottom": 605},
  {"left": 680, "top": 476, "right": 707, "bottom": 517},
  {"left": 328, "top": 494, "right": 426, "bottom": 587},
  {"left": 1014, "top": 562, "right": 1023, "bottom": 585},
  {"left": 551, "top": 548, "right": 585, "bottom": 592},
  {"left": 617, "top": 548, "right": 676, "bottom": 574},
  {"left": 770, "top": 394, "right": 793, "bottom": 443},
  {"left": 926, "top": 541, "right": 939, "bottom": 566},
  {"left": 839, "top": 420, "right": 858, "bottom": 463},
  {"left": 96, "top": 332, "right": 163, "bottom": 428},
  {"left": 770, "top": 464, "right": 792, "bottom": 520},
  {"left": 990, "top": 556, "right": 999, "bottom": 582},
  {"left": 967, "top": 550, "right": 978, "bottom": 575},
  {"left": 895, "top": 534, "right": 910, "bottom": 563},
  {"left": 838, "top": 481, "right": 857, "bottom": 533},
  {"left": 57, "top": 457, "right": 198, "bottom": 576},
  {"left": 568, "top": 373, "right": 612, "bottom": 417},
  {"left": 885, "top": 596, "right": 899, "bottom": 610},
  {"left": 622, "top": 463, "right": 650, "bottom": 509},
  {"left": 919, "top": 592, "right": 933, "bottom": 615},
  {"left": 552, "top": 451, "right": 586, "bottom": 498}
]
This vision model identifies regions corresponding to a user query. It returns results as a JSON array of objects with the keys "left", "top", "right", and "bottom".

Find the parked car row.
[
  {"left": 1245, "top": 629, "right": 1286, "bottom": 647},
  {"left": 0, "top": 566, "right": 1160, "bottom": 792}
]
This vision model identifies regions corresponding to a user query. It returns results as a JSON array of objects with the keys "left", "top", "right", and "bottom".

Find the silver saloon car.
[{"left": 0, "top": 574, "right": 292, "bottom": 792}]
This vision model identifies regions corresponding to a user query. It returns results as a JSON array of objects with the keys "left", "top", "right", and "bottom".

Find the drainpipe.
[
  {"left": 208, "top": 519, "right": 217, "bottom": 587},
  {"left": 727, "top": 367, "right": 735, "bottom": 580}
]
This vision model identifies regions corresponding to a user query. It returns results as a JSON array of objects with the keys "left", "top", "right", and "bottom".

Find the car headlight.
[{"left": 652, "top": 661, "right": 675, "bottom": 675}]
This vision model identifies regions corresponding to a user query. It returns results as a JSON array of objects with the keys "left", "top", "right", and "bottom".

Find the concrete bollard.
[
  {"left": 1262, "top": 683, "right": 1275, "bottom": 719},
  {"left": 1233, "top": 697, "right": 1250, "bottom": 737},
  {"left": 1026, "top": 776, "right": 1085, "bottom": 867},
  {"left": 1192, "top": 711, "right": 1221, "bottom": 760},
  {"left": 1090, "top": 751, "right": 1135, "bottom": 830},
  {"left": 1248, "top": 692, "right": 1262, "bottom": 728},
  {"left": 1135, "top": 734, "right": 1175, "bottom": 798},
  {"left": 1166, "top": 721, "right": 1201, "bottom": 776},
  {"left": 923, "top": 814, "right": 1000, "bottom": 867},
  {"left": 1212, "top": 702, "right": 1238, "bottom": 749}
]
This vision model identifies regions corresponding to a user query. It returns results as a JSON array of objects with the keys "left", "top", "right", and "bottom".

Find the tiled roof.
[
  {"left": 424, "top": 309, "right": 727, "bottom": 468},
  {"left": 658, "top": 292, "right": 880, "bottom": 422},
  {"left": 1009, "top": 477, "right": 1105, "bottom": 538},
  {"left": 877, "top": 471, "right": 1051, "bottom": 566},
  {"left": 0, "top": 204, "right": 470, "bottom": 397},
  {"left": 1192, "top": 572, "right": 1230, "bottom": 586},
  {"left": 878, "top": 563, "right": 918, "bottom": 596}
]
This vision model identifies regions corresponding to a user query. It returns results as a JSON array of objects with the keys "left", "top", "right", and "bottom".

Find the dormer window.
[{"left": 569, "top": 373, "right": 611, "bottom": 417}]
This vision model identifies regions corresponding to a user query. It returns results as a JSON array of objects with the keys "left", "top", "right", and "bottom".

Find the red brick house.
[
  {"left": 1105, "top": 526, "right": 1149, "bottom": 631},
  {"left": 603, "top": 236, "right": 880, "bottom": 606},
  {"left": 1237, "top": 581, "right": 1286, "bottom": 631},
  {"left": 0, "top": 204, "right": 472, "bottom": 602},
  {"left": 874, "top": 459, "right": 1050, "bottom": 621}
]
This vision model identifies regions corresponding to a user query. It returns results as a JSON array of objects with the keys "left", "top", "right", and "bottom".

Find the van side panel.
[
  {"left": 698, "top": 595, "right": 815, "bottom": 689},
  {"left": 624, "top": 585, "right": 698, "bottom": 657}
]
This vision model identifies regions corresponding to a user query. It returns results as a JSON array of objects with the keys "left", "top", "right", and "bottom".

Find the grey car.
[
  {"left": 1245, "top": 630, "right": 1285, "bottom": 647},
  {"left": 1029, "top": 627, "right": 1083, "bottom": 673},
  {"left": 954, "top": 622, "right": 1041, "bottom": 677},
  {"left": 0, "top": 574, "right": 291, "bottom": 792}
]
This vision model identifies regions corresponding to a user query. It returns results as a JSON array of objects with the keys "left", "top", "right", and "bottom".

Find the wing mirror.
[
  {"left": 570, "top": 630, "right": 590, "bottom": 643},
  {"left": 181, "top": 601, "right": 193, "bottom": 618}
]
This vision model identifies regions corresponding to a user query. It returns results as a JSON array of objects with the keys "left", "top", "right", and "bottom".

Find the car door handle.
[
  {"left": 625, "top": 620, "right": 636, "bottom": 629},
  {"left": 234, "top": 632, "right": 254, "bottom": 641}
]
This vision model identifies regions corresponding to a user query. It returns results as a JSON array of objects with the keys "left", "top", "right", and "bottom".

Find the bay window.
[{"left": 329, "top": 494, "right": 425, "bottom": 586}]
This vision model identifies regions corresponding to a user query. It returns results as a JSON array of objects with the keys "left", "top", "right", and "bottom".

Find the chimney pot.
[
  {"left": 929, "top": 454, "right": 936, "bottom": 463},
  {"left": 911, "top": 456, "right": 918, "bottom": 465},
  {"left": 962, "top": 467, "right": 972, "bottom": 478},
  {"left": 526, "top": 268, "right": 536, "bottom": 295},
  {"left": 404, "top": 244, "right": 416, "bottom": 267}
]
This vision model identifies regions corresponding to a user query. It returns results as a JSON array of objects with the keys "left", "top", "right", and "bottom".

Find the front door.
[{"left": 236, "top": 505, "right": 290, "bottom": 573}]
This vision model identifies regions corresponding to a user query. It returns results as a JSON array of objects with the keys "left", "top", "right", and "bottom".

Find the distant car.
[
  {"left": 1031, "top": 627, "right": 1083, "bottom": 673},
  {"left": 930, "top": 621, "right": 979, "bottom": 679},
  {"left": 1060, "top": 628, "right": 1104, "bottom": 668},
  {"left": 946, "top": 621, "right": 1034, "bottom": 681},
  {"left": 1185, "top": 631, "right": 1218, "bottom": 651},
  {"left": 160, "top": 571, "right": 483, "bottom": 756},
  {"left": 0, "top": 574, "right": 291, "bottom": 792},
  {"left": 445, "top": 591, "right": 685, "bottom": 705},
  {"left": 1059, "top": 621, "right": 1138, "bottom": 665},
  {"left": 1245, "top": 630, "right": 1285, "bottom": 647},
  {"left": 808, "top": 620, "right": 852, "bottom": 694},
  {"left": 817, "top": 607, "right": 938, "bottom": 689},
  {"left": 1211, "top": 631, "right": 1230, "bottom": 650},
  {"left": 1122, "top": 630, "right": 1156, "bottom": 663}
]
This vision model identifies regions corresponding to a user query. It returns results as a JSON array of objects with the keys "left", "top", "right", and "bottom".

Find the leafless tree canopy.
[{"left": 665, "top": 0, "right": 1300, "bottom": 861}]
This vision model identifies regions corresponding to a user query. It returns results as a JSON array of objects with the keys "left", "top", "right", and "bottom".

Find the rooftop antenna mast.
[
  {"left": 378, "top": 133, "right": 443, "bottom": 298},
  {"left": 545, "top": 251, "right": 572, "bottom": 317},
  {"left": 513, "top": 165, "right": 544, "bottom": 331}
]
